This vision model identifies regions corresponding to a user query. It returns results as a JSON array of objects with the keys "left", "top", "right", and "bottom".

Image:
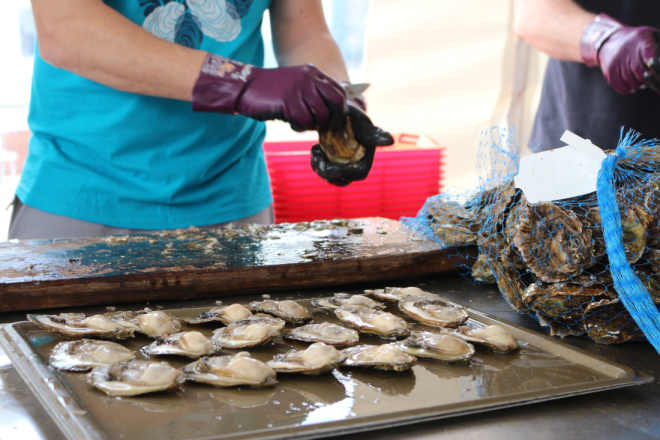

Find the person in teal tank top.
[{"left": 9, "top": 0, "right": 361, "bottom": 239}]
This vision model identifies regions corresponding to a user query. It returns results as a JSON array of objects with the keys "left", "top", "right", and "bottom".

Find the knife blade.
[{"left": 343, "top": 83, "right": 370, "bottom": 100}]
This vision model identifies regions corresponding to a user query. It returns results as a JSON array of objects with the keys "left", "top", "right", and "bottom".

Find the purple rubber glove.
[
  {"left": 192, "top": 53, "right": 346, "bottom": 131},
  {"left": 580, "top": 13, "right": 660, "bottom": 95}
]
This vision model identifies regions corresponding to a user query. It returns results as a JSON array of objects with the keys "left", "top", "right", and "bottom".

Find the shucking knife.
[{"left": 343, "top": 83, "right": 370, "bottom": 100}]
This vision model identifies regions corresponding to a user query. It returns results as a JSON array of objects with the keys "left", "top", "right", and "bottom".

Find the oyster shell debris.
[
  {"left": 50, "top": 339, "right": 135, "bottom": 372},
  {"left": 454, "top": 325, "right": 519, "bottom": 353},
  {"left": 312, "top": 293, "right": 386, "bottom": 311},
  {"left": 248, "top": 300, "right": 312, "bottom": 325},
  {"left": 183, "top": 352, "right": 277, "bottom": 387},
  {"left": 106, "top": 309, "right": 181, "bottom": 338},
  {"left": 363, "top": 287, "right": 433, "bottom": 303},
  {"left": 183, "top": 304, "right": 252, "bottom": 325},
  {"left": 399, "top": 296, "right": 469, "bottom": 329},
  {"left": 27, "top": 313, "right": 135, "bottom": 340},
  {"left": 282, "top": 322, "right": 359, "bottom": 348},
  {"left": 267, "top": 342, "right": 346, "bottom": 375},
  {"left": 395, "top": 331, "right": 474, "bottom": 363},
  {"left": 335, "top": 305, "right": 410, "bottom": 340},
  {"left": 341, "top": 344, "right": 417, "bottom": 371},
  {"left": 142, "top": 331, "right": 221, "bottom": 359},
  {"left": 87, "top": 359, "right": 184, "bottom": 396},
  {"left": 211, "top": 317, "right": 281, "bottom": 348}
]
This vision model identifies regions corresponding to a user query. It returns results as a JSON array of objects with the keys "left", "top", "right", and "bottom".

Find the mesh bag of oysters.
[{"left": 403, "top": 127, "right": 660, "bottom": 353}]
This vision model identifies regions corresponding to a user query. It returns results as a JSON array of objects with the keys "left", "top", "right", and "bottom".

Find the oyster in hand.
[
  {"left": 335, "top": 305, "right": 409, "bottom": 340},
  {"left": 283, "top": 322, "right": 359, "bottom": 348},
  {"left": 248, "top": 300, "right": 312, "bottom": 325},
  {"left": 399, "top": 296, "right": 468, "bottom": 329},
  {"left": 454, "top": 325, "right": 519, "bottom": 353},
  {"left": 341, "top": 344, "right": 417, "bottom": 371},
  {"left": 28, "top": 314, "right": 134, "bottom": 340},
  {"left": 183, "top": 352, "right": 277, "bottom": 387},
  {"left": 142, "top": 331, "right": 221, "bottom": 359},
  {"left": 183, "top": 304, "right": 252, "bottom": 325},
  {"left": 211, "top": 317, "right": 281, "bottom": 348},
  {"left": 267, "top": 342, "right": 346, "bottom": 375},
  {"left": 312, "top": 293, "right": 386, "bottom": 312},
  {"left": 87, "top": 359, "right": 184, "bottom": 396},
  {"left": 50, "top": 339, "right": 135, "bottom": 372},
  {"left": 396, "top": 331, "right": 474, "bottom": 363},
  {"left": 106, "top": 309, "right": 181, "bottom": 338}
]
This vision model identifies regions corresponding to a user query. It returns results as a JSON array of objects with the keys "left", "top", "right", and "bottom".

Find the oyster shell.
[
  {"left": 28, "top": 313, "right": 135, "bottom": 340},
  {"left": 426, "top": 199, "right": 482, "bottom": 246},
  {"left": 267, "top": 342, "right": 346, "bottom": 375},
  {"left": 50, "top": 339, "right": 135, "bottom": 372},
  {"left": 183, "top": 304, "right": 252, "bottom": 325},
  {"left": 583, "top": 297, "right": 646, "bottom": 344},
  {"left": 87, "top": 359, "right": 184, "bottom": 396},
  {"left": 341, "top": 344, "right": 417, "bottom": 371},
  {"left": 282, "top": 322, "right": 359, "bottom": 348},
  {"left": 398, "top": 296, "right": 468, "bottom": 328},
  {"left": 312, "top": 293, "right": 386, "bottom": 311},
  {"left": 471, "top": 255, "right": 496, "bottom": 284},
  {"left": 234, "top": 314, "right": 287, "bottom": 332},
  {"left": 396, "top": 331, "right": 474, "bottom": 363},
  {"left": 455, "top": 325, "right": 519, "bottom": 353},
  {"left": 142, "top": 331, "right": 221, "bottom": 359},
  {"left": 363, "top": 287, "right": 432, "bottom": 303},
  {"left": 211, "top": 318, "right": 281, "bottom": 348},
  {"left": 183, "top": 352, "right": 277, "bottom": 387},
  {"left": 335, "top": 305, "right": 410, "bottom": 340},
  {"left": 487, "top": 259, "right": 532, "bottom": 314},
  {"left": 248, "top": 300, "right": 312, "bottom": 325},
  {"left": 106, "top": 309, "right": 181, "bottom": 338}
]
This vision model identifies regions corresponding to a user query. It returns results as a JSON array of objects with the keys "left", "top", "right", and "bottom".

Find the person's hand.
[
  {"left": 581, "top": 13, "right": 660, "bottom": 95},
  {"left": 192, "top": 54, "right": 346, "bottom": 131}
]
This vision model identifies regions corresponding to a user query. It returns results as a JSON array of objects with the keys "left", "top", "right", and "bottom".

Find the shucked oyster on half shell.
[
  {"left": 87, "top": 359, "right": 184, "bottom": 397},
  {"left": 267, "top": 342, "right": 346, "bottom": 375},
  {"left": 142, "top": 331, "right": 221, "bottom": 359},
  {"left": 335, "top": 305, "right": 410, "bottom": 340},
  {"left": 453, "top": 325, "right": 519, "bottom": 353},
  {"left": 283, "top": 322, "right": 359, "bottom": 348},
  {"left": 183, "top": 304, "right": 252, "bottom": 325},
  {"left": 106, "top": 309, "right": 181, "bottom": 338},
  {"left": 50, "top": 339, "right": 135, "bottom": 372},
  {"left": 341, "top": 344, "right": 417, "bottom": 371},
  {"left": 27, "top": 314, "right": 135, "bottom": 340},
  {"left": 363, "top": 287, "right": 433, "bottom": 303},
  {"left": 248, "top": 300, "right": 312, "bottom": 325},
  {"left": 312, "top": 293, "right": 386, "bottom": 312},
  {"left": 395, "top": 331, "right": 474, "bottom": 363},
  {"left": 211, "top": 317, "right": 281, "bottom": 348},
  {"left": 235, "top": 314, "right": 287, "bottom": 332},
  {"left": 183, "top": 352, "right": 277, "bottom": 387},
  {"left": 398, "top": 296, "right": 469, "bottom": 329}
]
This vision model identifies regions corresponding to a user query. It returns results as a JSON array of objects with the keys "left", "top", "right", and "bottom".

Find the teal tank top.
[{"left": 18, "top": 0, "right": 273, "bottom": 229}]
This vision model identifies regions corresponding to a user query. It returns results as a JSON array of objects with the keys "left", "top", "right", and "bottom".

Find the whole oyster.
[
  {"left": 335, "top": 305, "right": 410, "bottom": 340},
  {"left": 267, "top": 342, "right": 346, "bottom": 375},
  {"left": 183, "top": 304, "right": 252, "bottom": 325},
  {"left": 183, "top": 352, "right": 277, "bottom": 387},
  {"left": 28, "top": 314, "right": 134, "bottom": 340},
  {"left": 282, "top": 322, "right": 359, "bottom": 348},
  {"left": 398, "top": 296, "right": 468, "bottom": 328},
  {"left": 211, "top": 317, "right": 281, "bottom": 348},
  {"left": 471, "top": 255, "right": 497, "bottom": 284},
  {"left": 142, "top": 331, "right": 221, "bottom": 359},
  {"left": 50, "top": 339, "right": 135, "bottom": 372},
  {"left": 395, "top": 331, "right": 474, "bottom": 363},
  {"left": 454, "top": 325, "right": 519, "bottom": 353},
  {"left": 363, "top": 287, "right": 432, "bottom": 303},
  {"left": 248, "top": 300, "right": 312, "bottom": 325},
  {"left": 341, "top": 344, "right": 417, "bottom": 371},
  {"left": 87, "top": 359, "right": 184, "bottom": 396},
  {"left": 106, "top": 309, "right": 181, "bottom": 338},
  {"left": 312, "top": 293, "right": 386, "bottom": 311}
]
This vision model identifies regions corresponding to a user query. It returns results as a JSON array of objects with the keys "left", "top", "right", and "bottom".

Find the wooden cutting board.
[{"left": 0, "top": 218, "right": 471, "bottom": 312}]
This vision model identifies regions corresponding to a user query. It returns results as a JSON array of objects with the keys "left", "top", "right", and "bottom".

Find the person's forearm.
[
  {"left": 514, "top": 0, "right": 595, "bottom": 62},
  {"left": 32, "top": 0, "right": 206, "bottom": 101}
]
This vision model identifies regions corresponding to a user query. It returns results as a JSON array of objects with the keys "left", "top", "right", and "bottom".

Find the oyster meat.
[
  {"left": 312, "top": 293, "right": 386, "bottom": 311},
  {"left": 50, "top": 339, "right": 135, "bottom": 372},
  {"left": 399, "top": 296, "right": 468, "bottom": 328},
  {"left": 248, "top": 300, "right": 312, "bottom": 325},
  {"left": 183, "top": 352, "right": 277, "bottom": 387},
  {"left": 28, "top": 313, "right": 134, "bottom": 340},
  {"left": 183, "top": 304, "right": 252, "bottom": 325},
  {"left": 455, "top": 325, "right": 519, "bottom": 353},
  {"left": 106, "top": 309, "right": 181, "bottom": 338},
  {"left": 341, "top": 344, "right": 417, "bottom": 371},
  {"left": 211, "top": 317, "right": 281, "bottom": 348},
  {"left": 267, "top": 342, "right": 346, "bottom": 375},
  {"left": 283, "top": 322, "right": 359, "bottom": 348},
  {"left": 142, "top": 331, "right": 221, "bottom": 359},
  {"left": 396, "top": 331, "right": 474, "bottom": 363},
  {"left": 363, "top": 287, "right": 432, "bottom": 303},
  {"left": 87, "top": 359, "right": 184, "bottom": 396},
  {"left": 335, "top": 305, "right": 410, "bottom": 340}
]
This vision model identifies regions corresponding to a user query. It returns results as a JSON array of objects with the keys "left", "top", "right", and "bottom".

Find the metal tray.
[{"left": 0, "top": 297, "right": 652, "bottom": 440}]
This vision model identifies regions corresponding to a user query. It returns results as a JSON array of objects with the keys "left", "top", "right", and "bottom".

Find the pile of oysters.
[{"left": 29, "top": 288, "right": 518, "bottom": 397}]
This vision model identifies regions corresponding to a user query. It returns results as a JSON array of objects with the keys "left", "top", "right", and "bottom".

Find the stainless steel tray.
[{"left": 0, "top": 297, "right": 652, "bottom": 440}]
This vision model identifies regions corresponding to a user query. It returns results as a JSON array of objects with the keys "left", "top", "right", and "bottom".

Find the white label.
[{"left": 514, "top": 131, "right": 606, "bottom": 203}]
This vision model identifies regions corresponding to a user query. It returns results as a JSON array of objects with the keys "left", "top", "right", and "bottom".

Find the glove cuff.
[
  {"left": 192, "top": 53, "right": 259, "bottom": 113},
  {"left": 580, "top": 13, "right": 622, "bottom": 68}
]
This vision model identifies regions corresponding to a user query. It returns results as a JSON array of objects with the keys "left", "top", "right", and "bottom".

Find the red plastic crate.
[{"left": 264, "top": 134, "right": 443, "bottom": 223}]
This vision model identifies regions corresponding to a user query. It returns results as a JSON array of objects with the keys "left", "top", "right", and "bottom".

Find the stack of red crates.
[{"left": 264, "top": 134, "right": 443, "bottom": 224}]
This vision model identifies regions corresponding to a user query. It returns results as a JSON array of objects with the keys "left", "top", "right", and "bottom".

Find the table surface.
[{"left": 1, "top": 273, "right": 658, "bottom": 440}]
